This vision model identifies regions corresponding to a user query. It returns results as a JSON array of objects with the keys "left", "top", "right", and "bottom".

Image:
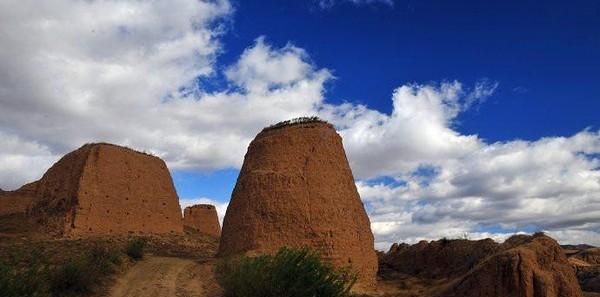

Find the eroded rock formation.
[
  {"left": 568, "top": 247, "right": 600, "bottom": 293},
  {"left": 183, "top": 204, "right": 221, "bottom": 237},
  {"left": 573, "top": 248, "right": 600, "bottom": 265},
  {"left": 28, "top": 143, "right": 183, "bottom": 236},
  {"left": 444, "top": 234, "right": 582, "bottom": 297},
  {"left": 381, "top": 234, "right": 583, "bottom": 297},
  {"left": 218, "top": 118, "right": 377, "bottom": 291},
  {"left": 379, "top": 238, "right": 499, "bottom": 279}
]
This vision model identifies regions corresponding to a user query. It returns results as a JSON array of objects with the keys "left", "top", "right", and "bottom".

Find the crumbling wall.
[
  {"left": 0, "top": 182, "right": 38, "bottom": 216},
  {"left": 29, "top": 143, "right": 184, "bottom": 236},
  {"left": 183, "top": 204, "right": 221, "bottom": 237},
  {"left": 218, "top": 120, "right": 377, "bottom": 291}
]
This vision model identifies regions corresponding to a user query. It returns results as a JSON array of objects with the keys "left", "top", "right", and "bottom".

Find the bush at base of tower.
[{"left": 216, "top": 247, "right": 356, "bottom": 297}]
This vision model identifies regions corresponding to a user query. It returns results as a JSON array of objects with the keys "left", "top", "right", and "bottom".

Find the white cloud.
[
  {"left": 322, "top": 81, "right": 486, "bottom": 178},
  {"left": 0, "top": 132, "right": 59, "bottom": 190},
  {"left": 0, "top": 0, "right": 330, "bottom": 189},
  {"left": 546, "top": 230, "right": 600, "bottom": 246},
  {"left": 341, "top": 84, "right": 600, "bottom": 247},
  {"left": 225, "top": 37, "right": 326, "bottom": 93}
]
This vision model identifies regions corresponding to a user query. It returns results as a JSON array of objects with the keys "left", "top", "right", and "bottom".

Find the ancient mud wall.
[
  {"left": 0, "top": 182, "right": 37, "bottom": 216},
  {"left": 218, "top": 120, "right": 377, "bottom": 291},
  {"left": 183, "top": 204, "right": 221, "bottom": 237},
  {"left": 29, "top": 143, "right": 184, "bottom": 236}
]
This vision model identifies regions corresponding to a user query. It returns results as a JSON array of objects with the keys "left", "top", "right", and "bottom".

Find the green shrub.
[
  {"left": 216, "top": 247, "right": 356, "bottom": 297},
  {"left": 126, "top": 238, "right": 145, "bottom": 260},
  {"left": 50, "top": 246, "right": 121, "bottom": 295},
  {"left": 51, "top": 256, "right": 91, "bottom": 294},
  {"left": 0, "top": 249, "right": 50, "bottom": 297}
]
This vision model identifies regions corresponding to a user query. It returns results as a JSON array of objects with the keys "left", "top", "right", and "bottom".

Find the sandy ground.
[{"left": 107, "top": 256, "right": 221, "bottom": 297}]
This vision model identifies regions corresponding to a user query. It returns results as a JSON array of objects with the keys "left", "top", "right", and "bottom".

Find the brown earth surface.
[
  {"left": 184, "top": 204, "right": 221, "bottom": 237},
  {"left": 0, "top": 212, "right": 219, "bottom": 297},
  {"left": 218, "top": 119, "right": 378, "bottom": 292},
  {"left": 28, "top": 143, "right": 183, "bottom": 236},
  {"left": 106, "top": 256, "right": 221, "bottom": 297}
]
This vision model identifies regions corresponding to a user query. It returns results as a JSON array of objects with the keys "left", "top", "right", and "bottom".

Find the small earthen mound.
[
  {"left": 218, "top": 118, "right": 378, "bottom": 291},
  {"left": 444, "top": 233, "right": 583, "bottom": 297},
  {"left": 28, "top": 143, "right": 183, "bottom": 236},
  {"left": 183, "top": 204, "right": 221, "bottom": 237},
  {"left": 380, "top": 238, "right": 499, "bottom": 279}
]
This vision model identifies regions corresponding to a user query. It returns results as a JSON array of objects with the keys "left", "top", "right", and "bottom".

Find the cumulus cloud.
[
  {"left": 0, "top": 0, "right": 330, "bottom": 188},
  {"left": 1, "top": 0, "right": 599, "bottom": 249},
  {"left": 322, "top": 81, "right": 488, "bottom": 178},
  {"left": 0, "top": 132, "right": 59, "bottom": 190},
  {"left": 340, "top": 83, "right": 600, "bottom": 247}
]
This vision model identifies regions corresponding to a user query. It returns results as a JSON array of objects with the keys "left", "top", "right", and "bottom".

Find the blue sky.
[
  {"left": 174, "top": 0, "right": 600, "bottom": 202},
  {"left": 218, "top": 0, "right": 600, "bottom": 141},
  {"left": 1, "top": 0, "right": 599, "bottom": 248}
]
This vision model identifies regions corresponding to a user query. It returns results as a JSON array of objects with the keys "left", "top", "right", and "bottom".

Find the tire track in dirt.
[{"left": 108, "top": 256, "right": 221, "bottom": 297}]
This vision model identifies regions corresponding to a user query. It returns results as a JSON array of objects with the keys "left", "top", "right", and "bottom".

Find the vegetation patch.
[
  {"left": 126, "top": 237, "right": 146, "bottom": 260},
  {"left": 216, "top": 247, "right": 356, "bottom": 297},
  {"left": 0, "top": 242, "right": 124, "bottom": 297}
]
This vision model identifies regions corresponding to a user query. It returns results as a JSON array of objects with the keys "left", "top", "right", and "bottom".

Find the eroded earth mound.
[
  {"left": 444, "top": 234, "right": 582, "bottom": 297},
  {"left": 218, "top": 118, "right": 378, "bottom": 291},
  {"left": 381, "top": 234, "right": 583, "bottom": 297},
  {"left": 183, "top": 204, "right": 221, "bottom": 237},
  {"left": 566, "top": 247, "right": 600, "bottom": 293},
  {"left": 379, "top": 238, "right": 499, "bottom": 280},
  {"left": 28, "top": 143, "right": 183, "bottom": 236}
]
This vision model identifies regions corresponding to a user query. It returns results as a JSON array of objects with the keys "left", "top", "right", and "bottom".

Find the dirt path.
[{"left": 108, "top": 256, "right": 221, "bottom": 297}]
